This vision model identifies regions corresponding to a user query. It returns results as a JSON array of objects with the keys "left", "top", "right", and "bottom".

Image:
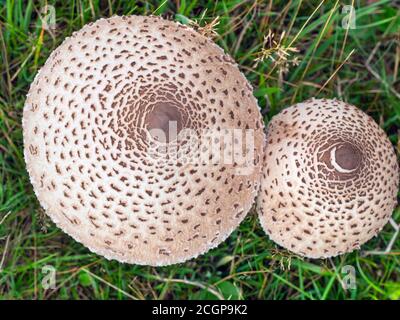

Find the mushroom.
[
  {"left": 23, "top": 15, "right": 265, "bottom": 265},
  {"left": 257, "top": 98, "right": 399, "bottom": 258}
]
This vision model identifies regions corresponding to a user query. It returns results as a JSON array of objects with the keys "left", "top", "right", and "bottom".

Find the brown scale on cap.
[
  {"left": 257, "top": 98, "right": 399, "bottom": 258},
  {"left": 23, "top": 15, "right": 265, "bottom": 266}
]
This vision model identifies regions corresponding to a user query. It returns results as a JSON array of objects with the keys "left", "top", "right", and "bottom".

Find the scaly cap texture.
[
  {"left": 23, "top": 15, "right": 265, "bottom": 266},
  {"left": 257, "top": 98, "right": 399, "bottom": 258}
]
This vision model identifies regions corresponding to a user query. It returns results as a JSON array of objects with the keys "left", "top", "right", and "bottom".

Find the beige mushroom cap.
[
  {"left": 257, "top": 98, "right": 399, "bottom": 258},
  {"left": 23, "top": 15, "right": 265, "bottom": 266}
]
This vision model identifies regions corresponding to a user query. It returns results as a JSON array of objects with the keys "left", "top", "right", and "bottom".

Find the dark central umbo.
[
  {"left": 335, "top": 142, "right": 362, "bottom": 171},
  {"left": 146, "top": 102, "right": 184, "bottom": 143}
]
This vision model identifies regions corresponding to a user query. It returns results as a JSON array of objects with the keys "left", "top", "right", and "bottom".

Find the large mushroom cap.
[
  {"left": 23, "top": 15, "right": 265, "bottom": 266},
  {"left": 257, "top": 98, "right": 399, "bottom": 258}
]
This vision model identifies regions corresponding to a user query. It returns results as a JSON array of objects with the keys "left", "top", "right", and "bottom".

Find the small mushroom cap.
[
  {"left": 23, "top": 15, "right": 265, "bottom": 266},
  {"left": 257, "top": 98, "right": 399, "bottom": 258}
]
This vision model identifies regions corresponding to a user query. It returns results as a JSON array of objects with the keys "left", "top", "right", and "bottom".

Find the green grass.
[{"left": 0, "top": 0, "right": 399, "bottom": 300}]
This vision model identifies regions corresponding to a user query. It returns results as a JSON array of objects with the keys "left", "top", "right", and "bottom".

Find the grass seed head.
[{"left": 254, "top": 29, "right": 299, "bottom": 73}]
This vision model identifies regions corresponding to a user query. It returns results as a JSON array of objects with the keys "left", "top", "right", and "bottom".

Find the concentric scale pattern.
[
  {"left": 23, "top": 16, "right": 265, "bottom": 265},
  {"left": 257, "top": 98, "right": 398, "bottom": 258}
]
